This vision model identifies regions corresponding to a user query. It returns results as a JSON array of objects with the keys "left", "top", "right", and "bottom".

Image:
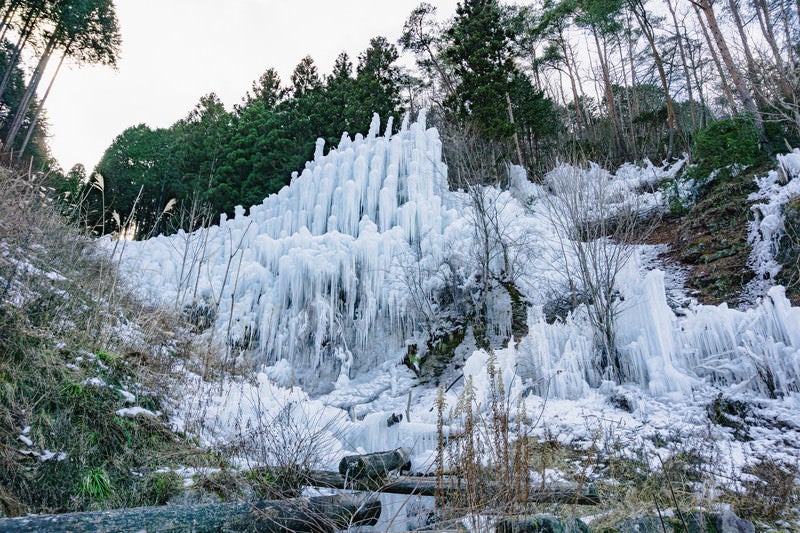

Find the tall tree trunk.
[
  {"left": 666, "top": 0, "right": 698, "bottom": 131},
  {"left": 617, "top": 28, "right": 638, "bottom": 160},
  {"left": 591, "top": 27, "right": 627, "bottom": 159},
  {"left": 0, "top": 0, "right": 20, "bottom": 42},
  {"left": 559, "top": 32, "right": 586, "bottom": 134},
  {"left": 778, "top": 0, "right": 797, "bottom": 68},
  {"left": 0, "top": 9, "right": 38, "bottom": 105},
  {"left": 699, "top": 0, "right": 764, "bottom": 133},
  {"left": 726, "top": 0, "right": 770, "bottom": 113},
  {"left": 692, "top": 1, "right": 739, "bottom": 114},
  {"left": 629, "top": 0, "right": 682, "bottom": 158},
  {"left": 686, "top": 33, "right": 710, "bottom": 129},
  {"left": 530, "top": 47, "right": 543, "bottom": 91},
  {"left": 19, "top": 45, "right": 69, "bottom": 156},
  {"left": 505, "top": 91, "right": 525, "bottom": 167},
  {"left": 571, "top": 40, "right": 592, "bottom": 131},
  {"left": 753, "top": 0, "right": 793, "bottom": 98},
  {"left": 4, "top": 31, "right": 56, "bottom": 150}
]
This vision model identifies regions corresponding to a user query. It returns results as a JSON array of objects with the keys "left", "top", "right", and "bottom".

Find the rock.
[
  {"left": 710, "top": 510, "right": 755, "bottom": 533},
  {"left": 613, "top": 511, "right": 755, "bottom": 533},
  {"left": 386, "top": 412, "right": 403, "bottom": 427},
  {"left": 495, "top": 514, "right": 590, "bottom": 533},
  {"left": 613, "top": 516, "right": 666, "bottom": 532},
  {"left": 608, "top": 392, "right": 634, "bottom": 412}
]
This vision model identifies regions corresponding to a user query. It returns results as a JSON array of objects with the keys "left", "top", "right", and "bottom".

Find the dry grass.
[{"left": 0, "top": 165, "right": 216, "bottom": 516}]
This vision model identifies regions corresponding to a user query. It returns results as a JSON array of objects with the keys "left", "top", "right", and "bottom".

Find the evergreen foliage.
[
  {"left": 443, "top": 0, "right": 519, "bottom": 140},
  {"left": 0, "top": 0, "right": 120, "bottom": 165},
  {"left": 691, "top": 115, "right": 764, "bottom": 177},
  {"left": 92, "top": 39, "right": 403, "bottom": 239}
]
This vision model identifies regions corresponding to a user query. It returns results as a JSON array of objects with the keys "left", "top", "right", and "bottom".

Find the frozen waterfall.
[
  {"left": 116, "top": 113, "right": 800, "bottom": 399},
  {"left": 116, "top": 112, "right": 461, "bottom": 390}
]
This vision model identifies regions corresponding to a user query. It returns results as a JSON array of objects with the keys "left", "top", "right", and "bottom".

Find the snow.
[
  {"left": 82, "top": 377, "right": 107, "bottom": 387},
  {"left": 118, "top": 389, "right": 136, "bottom": 404},
  {"left": 116, "top": 406, "right": 158, "bottom": 418},
  {"left": 114, "top": 115, "right": 800, "bottom": 519},
  {"left": 743, "top": 148, "right": 800, "bottom": 303}
]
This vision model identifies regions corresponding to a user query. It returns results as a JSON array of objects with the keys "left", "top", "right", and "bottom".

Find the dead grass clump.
[
  {"left": 0, "top": 165, "right": 210, "bottom": 516},
  {"left": 726, "top": 457, "right": 799, "bottom": 524}
]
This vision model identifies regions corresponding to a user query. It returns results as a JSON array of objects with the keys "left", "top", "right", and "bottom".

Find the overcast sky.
[{"left": 44, "top": 0, "right": 463, "bottom": 173}]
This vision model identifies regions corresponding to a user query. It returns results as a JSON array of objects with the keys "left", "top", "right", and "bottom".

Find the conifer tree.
[{"left": 443, "top": 0, "right": 518, "bottom": 140}]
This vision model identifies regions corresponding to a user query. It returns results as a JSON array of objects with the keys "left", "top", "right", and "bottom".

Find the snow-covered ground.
[{"left": 114, "top": 114, "right": 800, "bottom": 527}]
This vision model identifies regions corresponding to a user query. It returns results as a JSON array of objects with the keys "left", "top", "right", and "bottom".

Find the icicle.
[
  {"left": 313, "top": 138, "right": 325, "bottom": 162},
  {"left": 367, "top": 113, "right": 380, "bottom": 140}
]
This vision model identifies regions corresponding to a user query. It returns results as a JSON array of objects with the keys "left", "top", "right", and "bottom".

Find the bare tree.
[
  {"left": 442, "top": 122, "right": 536, "bottom": 346},
  {"left": 543, "top": 162, "right": 657, "bottom": 382}
]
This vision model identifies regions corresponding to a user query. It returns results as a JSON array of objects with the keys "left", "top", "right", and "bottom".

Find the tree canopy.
[{"left": 91, "top": 39, "right": 404, "bottom": 239}]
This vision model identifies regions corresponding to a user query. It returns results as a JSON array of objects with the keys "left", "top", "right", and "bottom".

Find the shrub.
[
  {"left": 728, "top": 458, "right": 799, "bottom": 523},
  {"left": 691, "top": 115, "right": 763, "bottom": 177}
]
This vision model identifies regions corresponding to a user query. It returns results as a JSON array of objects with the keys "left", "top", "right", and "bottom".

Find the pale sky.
[{"left": 44, "top": 0, "right": 462, "bottom": 173}]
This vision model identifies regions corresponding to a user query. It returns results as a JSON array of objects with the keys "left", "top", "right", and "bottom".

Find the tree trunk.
[
  {"left": 0, "top": 0, "right": 20, "bottom": 42},
  {"left": 753, "top": 0, "right": 793, "bottom": 98},
  {"left": 0, "top": 494, "right": 381, "bottom": 533},
  {"left": 617, "top": 20, "right": 638, "bottom": 159},
  {"left": 698, "top": 0, "right": 763, "bottom": 132},
  {"left": 19, "top": 45, "right": 69, "bottom": 156},
  {"left": 666, "top": 0, "right": 698, "bottom": 131},
  {"left": 591, "top": 27, "right": 627, "bottom": 159},
  {"left": 0, "top": 8, "right": 38, "bottom": 105},
  {"left": 629, "top": 0, "right": 682, "bottom": 158},
  {"left": 559, "top": 33, "right": 586, "bottom": 134},
  {"left": 4, "top": 29, "right": 56, "bottom": 149},
  {"left": 779, "top": 0, "right": 797, "bottom": 69},
  {"left": 506, "top": 91, "right": 525, "bottom": 167},
  {"left": 692, "top": 1, "right": 739, "bottom": 114},
  {"left": 306, "top": 471, "right": 600, "bottom": 505},
  {"left": 726, "top": 0, "right": 770, "bottom": 112},
  {"left": 338, "top": 447, "right": 411, "bottom": 481}
]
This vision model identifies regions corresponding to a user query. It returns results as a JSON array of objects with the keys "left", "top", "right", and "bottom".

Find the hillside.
[{"left": 0, "top": 167, "right": 222, "bottom": 516}]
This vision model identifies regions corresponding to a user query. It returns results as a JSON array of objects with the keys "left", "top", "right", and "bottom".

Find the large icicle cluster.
[
  {"left": 117, "top": 113, "right": 459, "bottom": 389},
  {"left": 118, "top": 113, "right": 800, "bottom": 400}
]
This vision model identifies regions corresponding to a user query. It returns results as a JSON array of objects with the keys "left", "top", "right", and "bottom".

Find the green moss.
[{"left": 418, "top": 326, "right": 467, "bottom": 382}]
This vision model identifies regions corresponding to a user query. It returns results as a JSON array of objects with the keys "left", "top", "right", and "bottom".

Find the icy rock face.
[
  {"left": 117, "top": 112, "right": 458, "bottom": 390},
  {"left": 745, "top": 148, "right": 800, "bottom": 299},
  {"left": 507, "top": 161, "right": 800, "bottom": 400}
]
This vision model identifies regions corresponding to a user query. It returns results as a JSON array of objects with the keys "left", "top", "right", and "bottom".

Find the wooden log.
[
  {"left": 306, "top": 471, "right": 600, "bottom": 505},
  {"left": 338, "top": 447, "right": 411, "bottom": 480},
  {"left": 0, "top": 493, "right": 381, "bottom": 533}
]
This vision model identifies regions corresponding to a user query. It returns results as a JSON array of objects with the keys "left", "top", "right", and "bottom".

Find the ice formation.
[
  {"left": 116, "top": 112, "right": 464, "bottom": 389},
  {"left": 116, "top": 114, "right": 800, "bottom": 401},
  {"left": 745, "top": 147, "right": 800, "bottom": 298}
]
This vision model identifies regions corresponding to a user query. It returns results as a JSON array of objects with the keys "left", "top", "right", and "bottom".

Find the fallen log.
[
  {"left": 338, "top": 447, "right": 411, "bottom": 480},
  {"left": 0, "top": 493, "right": 381, "bottom": 533},
  {"left": 307, "top": 471, "right": 599, "bottom": 505}
]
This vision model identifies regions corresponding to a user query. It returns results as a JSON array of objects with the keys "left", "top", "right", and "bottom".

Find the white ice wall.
[
  {"left": 116, "top": 113, "right": 463, "bottom": 390},
  {"left": 117, "top": 114, "right": 800, "bottom": 399}
]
